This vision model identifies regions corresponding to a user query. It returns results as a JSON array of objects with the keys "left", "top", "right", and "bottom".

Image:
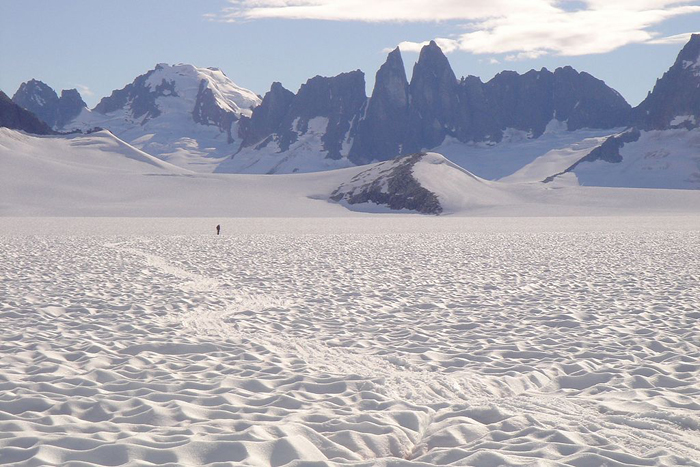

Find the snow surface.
[{"left": 1, "top": 217, "right": 699, "bottom": 466}]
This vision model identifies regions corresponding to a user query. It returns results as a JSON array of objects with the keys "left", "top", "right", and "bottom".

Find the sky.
[{"left": 1, "top": 0, "right": 699, "bottom": 108}]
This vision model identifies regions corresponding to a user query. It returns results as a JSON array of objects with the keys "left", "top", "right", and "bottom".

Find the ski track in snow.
[{"left": 1, "top": 220, "right": 700, "bottom": 466}]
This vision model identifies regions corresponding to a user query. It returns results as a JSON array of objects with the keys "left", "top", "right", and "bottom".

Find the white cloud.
[
  {"left": 217, "top": 0, "right": 700, "bottom": 58},
  {"left": 219, "top": 0, "right": 558, "bottom": 22}
]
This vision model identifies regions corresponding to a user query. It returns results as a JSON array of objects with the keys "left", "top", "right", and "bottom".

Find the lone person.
[{"left": 216, "top": 224, "right": 221, "bottom": 235}]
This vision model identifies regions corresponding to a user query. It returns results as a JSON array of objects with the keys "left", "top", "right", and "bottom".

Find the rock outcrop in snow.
[
  {"left": 331, "top": 152, "right": 515, "bottom": 214},
  {"left": 331, "top": 153, "right": 443, "bottom": 214}
]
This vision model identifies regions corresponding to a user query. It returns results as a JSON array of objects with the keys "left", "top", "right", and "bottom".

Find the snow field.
[{"left": 1, "top": 218, "right": 699, "bottom": 466}]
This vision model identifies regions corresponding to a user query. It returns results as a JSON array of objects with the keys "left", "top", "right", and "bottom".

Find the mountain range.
[{"left": 5, "top": 34, "right": 700, "bottom": 190}]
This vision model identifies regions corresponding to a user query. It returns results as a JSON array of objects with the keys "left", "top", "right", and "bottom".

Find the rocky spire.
[
  {"left": 349, "top": 47, "right": 410, "bottom": 164},
  {"left": 405, "top": 41, "right": 460, "bottom": 153}
]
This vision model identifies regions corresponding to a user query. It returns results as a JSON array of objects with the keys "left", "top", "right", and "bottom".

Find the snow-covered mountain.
[
  {"left": 220, "top": 71, "right": 366, "bottom": 174},
  {"left": 12, "top": 64, "right": 262, "bottom": 172},
  {"left": 6, "top": 34, "right": 699, "bottom": 190},
  {"left": 71, "top": 63, "right": 261, "bottom": 171}
]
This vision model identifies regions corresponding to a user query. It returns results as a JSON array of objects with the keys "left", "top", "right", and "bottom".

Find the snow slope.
[{"left": 2, "top": 129, "right": 700, "bottom": 217}]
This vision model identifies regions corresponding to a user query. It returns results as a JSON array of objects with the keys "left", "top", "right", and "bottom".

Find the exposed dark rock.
[
  {"left": 349, "top": 47, "right": 410, "bottom": 165},
  {"left": 94, "top": 65, "right": 177, "bottom": 122},
  {"left": 327, "top": 43, "right": 631, "bottom": 165},
  {"left": 12, "top": 80, "right": 87, "bottom": 130},
  {"left": 330, "top": 153, "right": 442, "bottom": 214},
  {"left": 12, "top": 79, "right": 60, "bottom": 127},
  {"left": 452, "top": 75, "right": 502, "bottom": 143},
  {"left": 0, "top": 90, "right": 55, "bottom": 135},
  {"left": 239, "top": 71, "right": 366, "bottom": 160},
  {"left": 239, "top": 82, "right": 295, "bottom": 149},
  {"left": 405, "top": 41, "right": 460, "bottom": 153},
  {"left": 192, "top": 80, "right": 238, "bottom": 142},
  {"left": 57, "top": 89, "right": 87, "bottom": 128},
  {"left": 634, "top": 34, "right": 700, "bottom": 129},
  {"left": 552, "top": 66, "right": 631, "bottom": 131},
  {"left": 486, "top": 69, "right": 555, "bottom": 138}
]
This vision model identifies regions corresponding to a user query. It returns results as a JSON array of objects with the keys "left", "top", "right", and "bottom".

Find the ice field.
[{"left": 1, "top": 217, "right": 699, "bottom": 466}]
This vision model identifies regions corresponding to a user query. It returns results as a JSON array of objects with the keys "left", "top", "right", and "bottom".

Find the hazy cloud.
[
  {"left": 75, "top": 84, "right": 94, "bottom": 97},
  {"left": 648, "top": 30, "right": 700, "bottom": 44},
  {"left": 216, "top": 0, "right": 700, "bottom": 58}
]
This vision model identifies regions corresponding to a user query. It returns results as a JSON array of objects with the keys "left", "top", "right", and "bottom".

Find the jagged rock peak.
[
  {"left": 634, "top": 33, "right": 700, "bottom": 129},
  {"left": 12, "top": 80, "right": 60, "bottom": 127},
  {"left": 12, "top": 80, "right": 86, "bottom": 129},
  {"left": 405, "top": 41, "right": 459, "bottom": 152},
  {"left": 349, "top": 46, "right": 409, "bottom": 164}
]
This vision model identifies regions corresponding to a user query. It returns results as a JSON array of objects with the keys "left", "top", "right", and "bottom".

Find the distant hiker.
[{"left": 216, "top": 224, "right": 221, "bottom": 235}]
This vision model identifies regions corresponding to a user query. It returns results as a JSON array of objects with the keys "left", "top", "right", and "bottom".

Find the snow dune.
[{"left": 1, "top": 217, "right": 699, "bottom": 466}]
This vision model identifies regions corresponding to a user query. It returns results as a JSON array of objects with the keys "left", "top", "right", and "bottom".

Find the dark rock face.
[
  {"left": 486, "top": 69, "right": 557, "bottom": 139},
  {"left": 239, "top": 71, "right": 366, "bottom": 160},
  {"left": 331, "top": 153, "right": 442, "bottom": 214},
  {"left": 12, "top": 79, "right": 60, "bottom": 127},
  {"left": 405, "top": 41, "right": 461, "bottom": 153},
  {"left": 349, "top": 48, "right": 410, "bottom": 165},
  {"left": 94, "top": 66, "right": 176, "bottom": 122},
  {"left": 192, "top": 80, "right": 238, "bottom": 142},
  {"left": 552, "top": 67, "right": 631, "bottom": 131},
  {"left": 345, "top": 43, "right": 630, "bottom": 163},
  {"left": 239, "top": 82, "right": 295, "bottom": 149},
  {"left": 0, "top": 90, "right": 55, "bottom": 135},
  {"left": 56, "top": 89, "right": 87, "bottom": 127},
  {"left": 634, "top": 34, "right": 700, "bottom": 129},
  {"left": 12, "top": 80, "right": 86, "bottom": 129},
  {"left": 239, "top": 42, "right": 631, "bottom": 166}
]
